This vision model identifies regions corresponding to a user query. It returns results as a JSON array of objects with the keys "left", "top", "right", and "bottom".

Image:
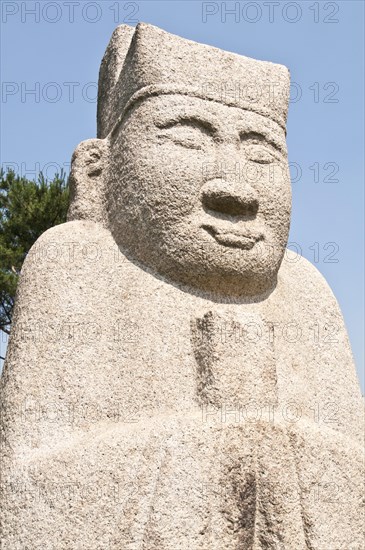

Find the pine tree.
[{"left": 0, "top": 169, "right": 69, "bottom": 346}]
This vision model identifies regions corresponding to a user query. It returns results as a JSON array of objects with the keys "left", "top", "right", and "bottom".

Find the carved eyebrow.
[
  {"left": 154, "top": 115, "right": 217, "bottom": 135},
  {"left": 239, "top": 130, "right": 285, "bottom": 154}
]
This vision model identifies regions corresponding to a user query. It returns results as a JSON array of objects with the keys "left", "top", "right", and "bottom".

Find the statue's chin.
[
  {"left": 143, "top": 257, "right": 279, "bottom": 299},
  {"left": 109, "top": 221, "right": 283, "bottom": 299},
  {"left": 159, "top": 248, "right": 282, "bottom": 298},
  {"left": 179, "top": 270, "right": 278, "bottom": 300}
]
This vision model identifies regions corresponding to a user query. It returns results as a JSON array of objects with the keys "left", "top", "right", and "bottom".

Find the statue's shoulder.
[
  {"left": 277, "top": 249, "right": 341, "bottom": 314},
  {"left": 16, "top": 220, "right": 120, "bottom": 312},
  {"left": 22, "top": 219, "right": 116, "bottom": 278},
  {"left": 25, "top": 219, "right": 112, "bottom": 258}
]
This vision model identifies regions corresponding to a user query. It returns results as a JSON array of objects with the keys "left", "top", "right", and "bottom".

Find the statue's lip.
[{"left": 202, "top": 224, "right": 264, "bottom": 249}]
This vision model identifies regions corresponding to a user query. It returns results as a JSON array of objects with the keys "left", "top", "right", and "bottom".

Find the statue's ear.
[{"left": 67, "top": 138, "right": 109, "bottom": 225}]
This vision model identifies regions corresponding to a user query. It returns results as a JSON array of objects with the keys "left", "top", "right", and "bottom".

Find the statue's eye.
[
  {"left": 169, "top": 124, "right": 207, "bottom": 149},
  {"left": 240, "top": 132, "right": 280, "bottom": 164},
  {"left": 156, "top": 119, "right": 213, "bottom": 150},
  {"left": 245, "top": 143, "right": 276, "bottom": 164}
]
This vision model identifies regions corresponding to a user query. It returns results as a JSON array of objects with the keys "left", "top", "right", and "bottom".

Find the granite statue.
[{"left": 1, "top": 23, "right": 364, "bottom": 549}]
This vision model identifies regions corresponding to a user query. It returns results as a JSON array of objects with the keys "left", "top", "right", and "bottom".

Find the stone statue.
[{"left": 1, "top": 23, "right": 364, "bottom": 549}]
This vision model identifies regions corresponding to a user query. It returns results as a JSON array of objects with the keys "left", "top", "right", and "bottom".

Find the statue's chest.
[
  {"left": 189, "top": 309, "right": 278, "bottom": 410},
  {"left": 112, "top": 271, "right": 292, "bottom": 417}
]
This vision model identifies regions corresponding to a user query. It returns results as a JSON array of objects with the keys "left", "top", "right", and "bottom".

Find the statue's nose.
[{"left": 201, "top": 179, "right": 259, "bottom": 217}]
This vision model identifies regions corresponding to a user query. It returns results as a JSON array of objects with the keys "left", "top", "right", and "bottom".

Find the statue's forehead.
[{"left": 128, "top": 94, "right": 287, "bottom": 141}]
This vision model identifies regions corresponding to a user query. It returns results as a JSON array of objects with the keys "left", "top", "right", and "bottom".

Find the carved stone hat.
[{"left": 97, "top": 22, "right": 290, "bottom": 138}]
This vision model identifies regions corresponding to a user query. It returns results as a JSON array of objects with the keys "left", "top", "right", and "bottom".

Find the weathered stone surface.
[{"left": 1, "top": 22, "right": 364, "bottom": 549}]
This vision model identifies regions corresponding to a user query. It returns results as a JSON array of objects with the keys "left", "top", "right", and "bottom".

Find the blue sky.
[{"left": 1, "top": 1, "right": 364, "bottom": 391}]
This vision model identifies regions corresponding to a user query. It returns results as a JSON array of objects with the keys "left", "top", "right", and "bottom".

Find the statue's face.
[{"left": 107, "top": 95, "right": 291, "bottom": 296}]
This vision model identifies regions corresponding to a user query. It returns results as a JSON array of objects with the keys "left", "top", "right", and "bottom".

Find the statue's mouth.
[{"left": 202, "top": 225, "right": 264, "bottom": 250}]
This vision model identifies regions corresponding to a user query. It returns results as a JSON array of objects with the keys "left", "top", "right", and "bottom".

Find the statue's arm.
[
  {"left": 1, "top": 220, "right": 118, "bottom": 448},
  {"left": 278, "top": 253, "right": 364, "bottom": 443}
]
